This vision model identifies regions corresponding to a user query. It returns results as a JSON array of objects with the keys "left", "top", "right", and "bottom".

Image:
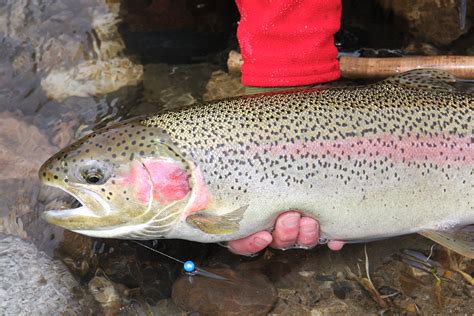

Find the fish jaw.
[
  {"left": 43, "top": 205, "right": 99, "bottom": 220},
  {"left": 42, "top": 206, "right": 153, "bottom": 239},
  {"left": 41, "top": 176, "right": 116, "bottom": 223},
  {"left": 70, "top": 223, "right": 153, "bottom": 239},
  {"left": 41, "top": 205, "right": 100, "bottom": 228},
  {"left": 41, "top": 198, "right": 151, "bottom": 238},
  {"left": 41, "top": 208, "right": 127, "bottom": 231}
]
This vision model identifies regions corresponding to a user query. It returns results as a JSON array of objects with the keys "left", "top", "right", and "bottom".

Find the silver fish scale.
[
  {"left": 142, "top": 83, "right": 471, "bottom": 197},
  {"left": 142, "top": 81, "right": 473, "bottom": 241}
]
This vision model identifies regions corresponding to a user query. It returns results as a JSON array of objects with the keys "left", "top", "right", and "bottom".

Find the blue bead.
[{"left": 183, "top": 260, "right": 195, "bottom": 272}]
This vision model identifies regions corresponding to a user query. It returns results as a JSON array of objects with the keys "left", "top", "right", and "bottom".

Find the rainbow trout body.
[{"left": 39, "top": 70, "right": 474, "bottom": 258}]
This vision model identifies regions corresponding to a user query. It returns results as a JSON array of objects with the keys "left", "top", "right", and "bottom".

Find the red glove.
[{"left": 236, "top": 0, "right": 341, "bottom": 87}]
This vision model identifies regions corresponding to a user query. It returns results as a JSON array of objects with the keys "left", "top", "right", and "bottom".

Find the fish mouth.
[
  {"left": 41, "top": 195, "right": 152, "bottom": 239},
  {"left": 43, "top": 205, "right": 100, "bottom": 219},
  {"left": 41, "top": 205, "right": 100, "bottom": 223},
  {"left": 41, "top": 186, "right": 112, "bottom": 230},
  {"left": 41, "top": 185, "right": 155, "bottom": 239}
]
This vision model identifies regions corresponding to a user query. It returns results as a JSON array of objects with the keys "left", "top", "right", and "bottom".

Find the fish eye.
[
  {"left": 85, "top": 172, "right": 102, "bottom": 184},
  {"left": 81, "top": 168, "right": 105, "bottom": 184},
  {"left": 77, "top": 160, "right": 111, "bottom": 185}
]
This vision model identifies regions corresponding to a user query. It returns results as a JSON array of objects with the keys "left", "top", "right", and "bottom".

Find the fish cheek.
[
  {"left": 118, "top": 159, "right": 191, "bottom": 207},
  {"left": 100, "top": 185, "right": 145, "bottom": 218},
  {"left": 142, "top": 158, "right": 191, "bottom": 204}
]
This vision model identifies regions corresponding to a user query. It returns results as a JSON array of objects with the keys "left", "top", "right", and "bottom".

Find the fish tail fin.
[{"left": 419, "top": 225, "right": 474, "bottom": 259}]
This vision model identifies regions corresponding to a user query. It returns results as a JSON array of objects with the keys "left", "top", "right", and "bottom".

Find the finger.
[
  {"left": 296, "top": 217, "right": 319, "bottom": 248},
  {"left": 270, "top": 212, "right": 301, "bottom": 249},
  {"left": 328, "top": 240, "right": 345, "bottom": 251},
  {"left": 228, "top": 231, "right": 273, "bottom": 255}
]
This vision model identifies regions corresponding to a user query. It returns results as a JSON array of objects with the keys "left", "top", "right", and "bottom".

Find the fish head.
[{"left": 39, "top": 119, "right": 193, "bottom": 238}]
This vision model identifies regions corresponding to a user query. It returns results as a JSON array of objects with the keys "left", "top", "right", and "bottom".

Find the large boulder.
[
  {"left": 172, "top": 267, "right": 277, "bottom": 315},
  {"left": 0, "top": 0, "right": 143, "bottom": 101},
  {"left": 0, "top": 234, "right": 94, "bottom": 314},
  {"left": 377, "top": 0, "right": 473, "bottom": 46}
]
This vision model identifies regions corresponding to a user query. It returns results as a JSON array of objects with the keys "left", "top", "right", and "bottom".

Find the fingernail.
[
  {"left": 282, "top": 214, "right": 300, "bottom": 228},
  {"left": 254, "top": 236, "right": 271, "bottom": 247},
  {"left": 300, "top": 222, "right": 317, "bottom": 234}
]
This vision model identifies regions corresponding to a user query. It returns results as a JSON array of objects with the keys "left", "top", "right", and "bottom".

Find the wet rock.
[
  {"left": 139, "top": 63, "right": 217, "bottom": 116},
  {"left": 0, "top": 234, "right": 94, "bottom": 314},
  {"left": 377, "top": 0, "right": 473, "bottom": 46},
  {"left": 88, "top": 271, "right": 184, "bottom": 315},
  {"left": 247, "top": 235, "right": 474, "bottom": 315},
  {"left": 142, "top": 63, "right": 217, "bottom": 111},
  {"left": 0, "top": 112, "right": 56, "bottom": 181},
  {"left": 99, "top": 249, "right": 144, "bottom": 289},
  {"left": 226, "top": 50, "right": 243, "bottom": 75},
  {"left": 120, "top": 0, "right": 237, "bottom": 33},
  {"left": 0, "top": 0, "right": 143, "bottom": 101},
  {"left": 38, "top": 0, "right": 144, "bottom": 101},
  {"left": 49, "top": 115, "right": 79, "bottom": 148},
  {"left": 271, "top": 289, "right": 312, "bottom": 315},
  {"left": 403, "top": 42, "right": 442, "bottom": 56},
  {"left": 57, "top": 231, "right": 96, "bottom": 277},
  {"left": 153, "top": 298, "right": 186, "bottom": 316},
  {"left": 120, "top": 0, "right": 195, "bottom": 31},
  {"left": 88, "top": 274, "right": 132, "bottom": 315},
  {"left": 41, "top": 57, "right": 143, "bottom": 101},
  {"left": 118, "top": 0, "right": 237, "bottom": 63},
  {"left": 1, "top": 1, "right": 95, "bottom": 71},
  {"left": 95, "top": 240, "right": 197, "bottom": 304},
  {"left": 309, "top": 300, "right": 351, "bottom": 315},
  {"left": 172, "top": 267, "right": 277, "bottom": 315},
  {"left": 299, "top": 270, "right": 316, "bottom": 278},
  {"left": 89, "top": 275, "right": 122, "bottom": 314},
  {"left": 332, "top": 280, "right": 354, "bottom": 299},
  {"left": 203, "top": 70, "right": 245, "bottom": 102},
  {"left": 0, "top": 112, "right": 58, "bottom": 238}
]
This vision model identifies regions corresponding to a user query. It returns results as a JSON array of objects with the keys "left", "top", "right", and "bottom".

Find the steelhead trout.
[{"left": 39, "top": 70, "right": 474, "bottom": 258}]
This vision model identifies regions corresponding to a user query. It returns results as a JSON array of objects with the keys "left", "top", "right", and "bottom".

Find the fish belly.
[{"left": 214, "top": 158, "right": 473, "bottom": 242}]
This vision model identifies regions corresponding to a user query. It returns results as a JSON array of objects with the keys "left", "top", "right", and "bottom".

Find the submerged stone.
[
  {"left": 0, "top": 234, "right": 94, "bottom": 314},
  {"left": 172, "top": 267, "right": 277, "bottom": 315}
]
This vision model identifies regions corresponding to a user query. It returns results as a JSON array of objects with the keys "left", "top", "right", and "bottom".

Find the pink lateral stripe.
[{"left": 255, "top": 134, "right": 473, "bottom": 166}]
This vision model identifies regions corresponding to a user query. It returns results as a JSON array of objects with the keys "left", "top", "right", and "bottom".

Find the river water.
[{"left": 0, "top": 0, "right": 473, "bottom": 314}]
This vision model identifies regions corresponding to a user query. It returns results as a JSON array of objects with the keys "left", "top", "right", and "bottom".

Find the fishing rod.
[{"left": 227, "top": 50, "right": 474, "bottom": 80}]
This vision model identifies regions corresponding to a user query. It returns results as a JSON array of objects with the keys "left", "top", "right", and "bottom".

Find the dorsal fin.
[{"left": 384, "top": 69, "right": 457, "bottom": 92}]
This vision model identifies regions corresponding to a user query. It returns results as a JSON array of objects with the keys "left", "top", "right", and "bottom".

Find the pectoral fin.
[
  {"left": 186, "top": 205, "right": 248, "bottom": 235},
  {"left": 419, "top": 225, "right": 474, "bottom": 259}
]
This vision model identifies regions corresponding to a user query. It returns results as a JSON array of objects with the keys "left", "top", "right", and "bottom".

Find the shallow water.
[{"left": 0, "top": 0, "right": 473, "bottom": 315}]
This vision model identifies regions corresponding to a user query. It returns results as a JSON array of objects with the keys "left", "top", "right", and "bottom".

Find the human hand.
[{"left": 227, "top": 211, "right": 344, "bottom": 256}]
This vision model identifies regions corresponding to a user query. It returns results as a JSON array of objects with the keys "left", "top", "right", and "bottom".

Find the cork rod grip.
[{"left": 339, "top": 56, "right": 474, "bottom": 79}]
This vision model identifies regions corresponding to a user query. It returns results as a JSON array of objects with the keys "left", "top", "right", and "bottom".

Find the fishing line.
[
  {"left": 133, "top": 241, "right": 230, "bottom": 281},
  {"left": 133, "top": 241, "right": 185, "bottom": 264}
]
